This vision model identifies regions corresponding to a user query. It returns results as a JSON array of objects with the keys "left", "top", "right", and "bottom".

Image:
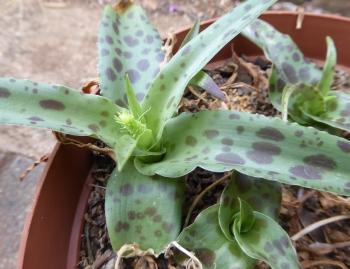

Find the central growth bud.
[{"left": 115, "top": 111, "right": 147, "bottom": 139}]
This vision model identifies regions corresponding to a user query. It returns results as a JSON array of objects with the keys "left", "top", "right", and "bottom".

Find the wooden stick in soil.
[
  {"left": 184, "top": 172, "right": 233, "bottom": 227},
  {"left": 188, "top": 86, "right": 209, "bottom": 104},
  {"left": 307, "top": 241, "right": 350, "bottom": 255},
  {"left": 301, "top": 259, "right": 348, "bottom": 269},
  {"left": 291, "top": 215, "right": 350, "bottom": 241}
]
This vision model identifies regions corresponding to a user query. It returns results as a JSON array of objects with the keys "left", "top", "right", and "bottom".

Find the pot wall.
[{"left": 17, "top": 12, "right": 350, "bottom": 269}]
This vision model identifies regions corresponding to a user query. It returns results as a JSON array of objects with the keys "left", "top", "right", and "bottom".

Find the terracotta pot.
[{"left": 17, "top": 12, "right": 350, "bottom": 269}]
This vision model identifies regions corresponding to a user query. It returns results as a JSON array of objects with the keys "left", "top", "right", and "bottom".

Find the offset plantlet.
[
  {"left": 177, "top": 175, "right": 300, "bottom": 269},
  {"left": 1, "top": 0, "right": 350, "bottom": 267},
  {"left": 242, "top": 19, "right": 350, "bottom": 132}
]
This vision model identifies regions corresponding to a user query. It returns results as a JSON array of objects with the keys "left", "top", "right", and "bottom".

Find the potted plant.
[{"left": 1, "top": 0, "right": 349, "bottom": 268}]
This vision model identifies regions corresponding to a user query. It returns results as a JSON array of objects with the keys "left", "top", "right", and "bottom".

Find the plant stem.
[{"left": 291, "top": 215, "right": 350, "bottom": 241}]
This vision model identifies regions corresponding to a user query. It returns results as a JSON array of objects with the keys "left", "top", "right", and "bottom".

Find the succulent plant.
[
  {"left": 242, "top": 19, "right": 350, "bottom": 131},
  {"left": 1, "top": 0, "right": 350, "bottom": 268}
]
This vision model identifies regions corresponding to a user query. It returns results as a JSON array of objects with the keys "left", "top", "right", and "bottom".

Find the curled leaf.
[
  {"left": 219, "top": 174, "right": 281, "bottom": 241},
  {"left": 235, "top": 199, "right": 255, "bottom": 233},
  {"left": 233, "top": 212, "right": 300, "bottom": 269},
  {"left": 177, "top": 205, "right": 255, "bottom": 269}
]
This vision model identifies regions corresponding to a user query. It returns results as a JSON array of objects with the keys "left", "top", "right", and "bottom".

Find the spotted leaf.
[
  {"left": 303, "top": 91, "right": 350, "bottom": 131},
  {"left": 142, "top": 0, "right": 277, "bottom": 140},
  {"left": 0, "top": 78, "right": 138, "bottom": 170},
  {"left": 243, "top": 19, "right": 350, "bottom": 132},
  {"left": 98, "top": 3, "right": 164, "bottom": 106},
  {"left": 0, "top": 78, "right": 122, "bottom": 146},
  {"left": 242, "top": 19, "right": 323, "bottom": 121},
  {"left": 135, "top": 110, "right": 350, "bottom": 196},
  {"left": 219, "top": 174, "right": 281, "bottom": 241},
  {"left": 105, "top": 161, "right": 184, "bottom": 254},
  {"left": 233, "top": 211, "right": 300, "bottom": 269},
  {"left": 242, "top": 19, "right": 322, "bottom": 101},
  {"left": 177, "top": 205, "right": 255, "bottom": 269}
]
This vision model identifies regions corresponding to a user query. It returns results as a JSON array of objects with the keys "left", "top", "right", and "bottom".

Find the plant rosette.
[{"left": 1, "top": 0, "right": 350, "bottom": 268}]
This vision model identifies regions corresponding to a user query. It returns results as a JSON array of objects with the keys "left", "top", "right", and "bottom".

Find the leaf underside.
[
  {"left": 136, "top": 110, "right": 350, "bottom": 196},
  {"left": 105, "top": 161, "right": 184, "bottom": 254}
]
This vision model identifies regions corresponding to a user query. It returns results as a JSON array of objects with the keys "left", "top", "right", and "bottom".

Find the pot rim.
[
  {"left": 175, "top": 10, "right": 350, "bottom": 34},
  {"left": 16, "top": 143, "right": 61, "bottom": 268}
]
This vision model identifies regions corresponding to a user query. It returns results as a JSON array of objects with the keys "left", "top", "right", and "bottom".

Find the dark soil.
[{"left": 78, "top": 53, "right": 350, "bottom": 269}]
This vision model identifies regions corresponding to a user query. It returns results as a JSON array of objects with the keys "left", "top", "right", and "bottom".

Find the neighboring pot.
[{"left": 17, "top": 12, "right": 350, "bottom": 269}]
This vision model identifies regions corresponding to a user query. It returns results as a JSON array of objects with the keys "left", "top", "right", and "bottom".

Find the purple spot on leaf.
[
  {"left": 0, "top": 87, "right": 10, "bottom": 98},
  {"left": 289, "top": 165, "right": 322, "bottom": 180},
  {"left": 39, "top": 100, "right": 65, "bottom": 110},
  {"left": 215, "top": 152, "right": 245, "bottom": 165}
]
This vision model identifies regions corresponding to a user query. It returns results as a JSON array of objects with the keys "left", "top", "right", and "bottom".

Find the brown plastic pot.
[{"left": 17, "top": 11, "right": 350, "bottom": 269}]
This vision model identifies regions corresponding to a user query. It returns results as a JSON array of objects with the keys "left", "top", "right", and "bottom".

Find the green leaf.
[
  {"left": 98, "top": 4, "right": 164, "bottom": 106},
  {"left": 242, "top": 19, "right": 322, "bottom": 91},
  {"left": 190, "top": 71, "right": 226, "bottom": 100},
  {"left": 318, "top": 37, "right": 337, "bottom": 96},
  {"left": 243, "top": 19, "right": 350, "bottom": 133},
  {"left": 124, "top": 75, "right": 142, "bottom": 119},
  {"left": 233, "top": 212, "right": 300, "bottom": 269},
  {"left": 180, "top": 20, "right": 225, "bottom": 100},
  {"left": 180, "top": 19, "right": 200, "bottom": 48},
  {"left": 242, "top": 19, "right": 322, "bottom": 112},
  {"left": 235, "top": 199, "right": 255, "bottom": 233},
  {"left": 219, "top": 174, "right": 281, "bottom": 241},
  {"left": 287, "top": 85, "right": 327, "bottom": 124},
  {"left": 0, "top": 78, "right": 121, "bottom": 148},
  {"left": 116, "top": 135, "right": 138, "bottom": 170},
  {"left": 105, "top": 161, "right": 184, "bottom": 254},
  {"left": 281, "top": 85, "right": 298, "bottom": 122},
  {"left": 302, "top": 91, "right": 350, "bottom": 131},
  {"left": 177, "top": 205, "right": 255, "bottom": 269},
  {"left": 142, "top": 0, "right": 277, "bottom": 140},
  {"left": 135, "top": 110, "right": 350, "bottom": 196}
]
